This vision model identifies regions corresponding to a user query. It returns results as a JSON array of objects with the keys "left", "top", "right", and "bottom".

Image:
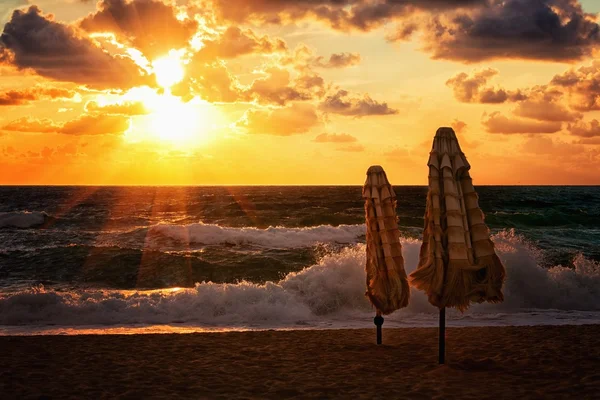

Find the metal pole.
[
  {"left": 374, "top": 313, "right": 384, "bottom": 345},
  {"left": 439, "top": 307, "right": 446, "bottom": 364}
]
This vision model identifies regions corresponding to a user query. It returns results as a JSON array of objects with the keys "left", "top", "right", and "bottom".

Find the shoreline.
[
  {"left": 2, "top": 325, "right": 598, "bottom": 399},
  {"left": 2, "top": 319, "right": 600, "bottom": 336}
]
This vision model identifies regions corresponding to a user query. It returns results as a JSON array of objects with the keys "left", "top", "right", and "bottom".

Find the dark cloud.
[
  {"left": 0, "top": 6, "right": 152, "bottom": 89},
  {"left": 567, "top": 119, "right": 600, "bottom": 137},
  {"left": 1, "top": 0, "right": 27, "bottom": 23},
  {"left": 313, "top": 52, "right": 361, "bottom": 68},
  {"left": 236, "top": 103, "right": 319, "bottom": 135},
  {"left": 194, "top": 26, "right": 287, "bottom": 61},
  {"left": 212, "top": 0, "right": 487, "bottom": 31},
  {"left": 417, "top": 0, "right": 600, "bottom": 62},
  {"left": 446, "top": 69, "right": 526, "bottom": 103},
  {"left": 2, "top": 114, "right": 131, "bottom": 135},
  {"left": 85, "top": 100, "right": 149, "bottom": 115},
  {"left": 482, "top": 112, "right": 563, "bottom": 134},
  {"left": 0, "top": 86, "right": 77, "bottom": 105},
  {"left": 313, "top": 133, "right": 358, "bottom": 143},
  {"left": 80, "top": 0, "right": 197, "bottom": 59},
  {"left": 319, "top": 89, "right": 397, "bottom": 117}
]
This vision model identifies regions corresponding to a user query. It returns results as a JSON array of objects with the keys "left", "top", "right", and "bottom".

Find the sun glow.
[
  {"left": 106, "top": 87, "right": 220, "bottom": 147},
  {"left": 145, "top": 94, "right": 204, "bottom": 145},
  {"left": 152, "top": 50, "right": 186, "bottom": 88}
]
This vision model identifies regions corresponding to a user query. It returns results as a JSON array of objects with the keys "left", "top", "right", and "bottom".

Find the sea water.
[{"left": 0, "top": 186, "right": 599, "bottom": 334}]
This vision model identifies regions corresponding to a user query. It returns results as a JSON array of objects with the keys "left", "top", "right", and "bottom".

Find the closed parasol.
[
  {"left": 410, "top": 127, "right": 505, "bottom": 363},
  {"left": 363, "top": 165, "right": 410, "bottom": 344}
]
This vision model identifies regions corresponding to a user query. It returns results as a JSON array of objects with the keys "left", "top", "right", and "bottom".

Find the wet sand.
[{"left": 1, "top": 325, "right": 599, "bottom": 399}]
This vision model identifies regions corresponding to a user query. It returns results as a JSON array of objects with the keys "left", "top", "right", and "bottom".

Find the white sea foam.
[
  {"left": 1, "top": 230, "right": 599, "bottom": 332},
  {"left": 0, "top": 211, "right": 48, "bottom": 229},
  {"left": 146, "top": 222, "right": 366, "bottom": 248}
]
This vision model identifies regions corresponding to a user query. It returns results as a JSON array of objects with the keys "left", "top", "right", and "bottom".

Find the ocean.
[{"left": 0, "top": 185, "right": 599, "bottom": 334}]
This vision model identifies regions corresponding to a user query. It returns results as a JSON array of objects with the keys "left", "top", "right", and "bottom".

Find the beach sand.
[{"left": 1, "top": 325, "right": 598, "bottom": 399}]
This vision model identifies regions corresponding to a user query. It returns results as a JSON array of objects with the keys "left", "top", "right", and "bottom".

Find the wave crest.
[
  {"left": 1, "top": 231, "right": 599, "bottom": 328},
  {"left": 0, "top": 211, "right": 49, "bottom": 229},
  {"left": 146, "top": 222, "right": 366, "bottom": 248}
]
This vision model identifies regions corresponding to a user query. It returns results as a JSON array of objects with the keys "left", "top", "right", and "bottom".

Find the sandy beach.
[{"left": 1, "top": 325, "right": 598, "bottom": 399}]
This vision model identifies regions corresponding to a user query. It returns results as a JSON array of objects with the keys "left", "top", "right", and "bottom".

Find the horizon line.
[{"left": 1, "top": 184, "right": 599, "bottom": 187}]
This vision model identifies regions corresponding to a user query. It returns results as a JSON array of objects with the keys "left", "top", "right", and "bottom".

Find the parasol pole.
[
  {"left": 438, "top": 149, "right": 449, "bottom": 365},
  {"left": 374, "top": 310, "right": 384, "bottom": 345},
  {"left": 439, "top": 307, "right": 445, "bottom": 364}
]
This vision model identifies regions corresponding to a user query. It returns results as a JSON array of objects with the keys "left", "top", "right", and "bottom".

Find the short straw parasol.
[
  {"left": 363, "top": 165, "right": 410, "bottom": 344},
  {"left": 410, "top": 127, "right": 505, "bottom": 363}
]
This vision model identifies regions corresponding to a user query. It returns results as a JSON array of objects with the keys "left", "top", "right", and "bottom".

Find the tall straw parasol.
[
  {"left": 363, "top": 165, "right": 410, "bottom": 344},
  {"left": 410, "top": 127, "right": 505, "bottom": 363}
]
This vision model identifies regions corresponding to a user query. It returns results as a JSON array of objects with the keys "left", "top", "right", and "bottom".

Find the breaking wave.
[
  {"left": 1, "top": 230, "right": 599, "bottom": 328},
  {"left": 145, "top": 222, "right": 366, "bottom": 248},
  {"left": 0, "top": 211, "right": 49, "bottom": 229}
]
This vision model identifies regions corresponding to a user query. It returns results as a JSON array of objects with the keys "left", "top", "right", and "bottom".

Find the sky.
[{"left": 0, "top": 0, "right": 600, "bottom": 185}]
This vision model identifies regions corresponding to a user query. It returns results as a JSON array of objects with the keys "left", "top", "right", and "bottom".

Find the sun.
[
  {"left": 145, "top": 94, "right": 202, "bottom": 144},
  {"left": 113, "top": 87, "right": 220, "bottom": 147},
  {"left": 93, "top": 49, "right": 224, "bottom": 148},
  {"left": 152, "top": 50, "right": 185, "bottom": 88}
]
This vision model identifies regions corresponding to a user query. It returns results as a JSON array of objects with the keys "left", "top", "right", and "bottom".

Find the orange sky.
[{"left": 0, "top": 0, "right": 599, "bottom": 185}]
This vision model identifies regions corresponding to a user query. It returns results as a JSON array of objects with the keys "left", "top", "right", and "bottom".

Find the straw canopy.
[
  {"left": 410, "top": 128, "right": 505, "bottom": 311},
  {"left": 363, "top": 165, "right": 409, "bottom": 315}
]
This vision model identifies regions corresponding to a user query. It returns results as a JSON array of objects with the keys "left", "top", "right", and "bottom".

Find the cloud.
[
  {"left": 236, "top": 103, "right": 319, "bottom": 135},
  {"left": 567, "top": 119, "right": 600, "bottom": 137},
  {"left": 176, "top": 61, "right": 246, "bottom": 103},
  {"left": 482, "top": 112, "right": 563, "bottom": 134},
  {"left": 417, "top": 0, "right": 600, "bottom": 62},
  {"left": 0, "top": 86, "right": 77, "bottom": 105},
  {"left": 446, "top": 69, "right": 526, "bottom": 103},
  {"left": 512, "top": 96, "right": 582, "bottom": 122},
  {"left": 576, "top": 137, "right": 600, "bottom": 145},
  {"left": 319, "top": 89, "right": 397, "bottom": 117},
  {"left": 210, "top": 1, "right": 599, "bottom": 63},
  {"left": 85, "top": 100, "right": 149, "bottom": 115},
  {"left": 451, "top": 119, "right": 467, "bottom": 134},
  {"left": 244, "top": 68, "right": 314, "bottom": 105},
  {"left": 1, "top": 117, "right": 60, "bottom": 133},
  {"left": 551, "top": 61, "right": 600, "bottom": 111},
  {"left": 313, "top": 133, "right": 358, "bottom": 143},
  {"left": 80, "top": 0, "right": 197, "bottom": 59},
  {"left": 521, "top": 136, "right": 584, "bottom": 156},
  {"left": 193, "top": 26, "right": 287, "bottom": 61},
  {"left": 336, "top": 144, "right": 365, "bottom": 152},
  {"left": 2, "top": 114, "right": 131, "bottom": 135},
  {"left": 313, "top": 52, "right": 361, "bottom": 68},
  {"left": 212, "top": 0, "right": 487, "bottom": 31},
  {"left": 1, "top": 0, "right": 27, "bottom": 23},
  {"left": 0, "top": 6, "right": 152, "bottom": 89},
  {"left": 60, "top": 114, "right": 130, "bottom": 135}
]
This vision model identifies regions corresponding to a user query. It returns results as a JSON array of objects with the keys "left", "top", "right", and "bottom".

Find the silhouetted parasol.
[
  {"left": 410, "top": 127, "right": 505, "bottom": 363},
  {"left": 363, "top": 165, "right": 410, "bottom": 344}
]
